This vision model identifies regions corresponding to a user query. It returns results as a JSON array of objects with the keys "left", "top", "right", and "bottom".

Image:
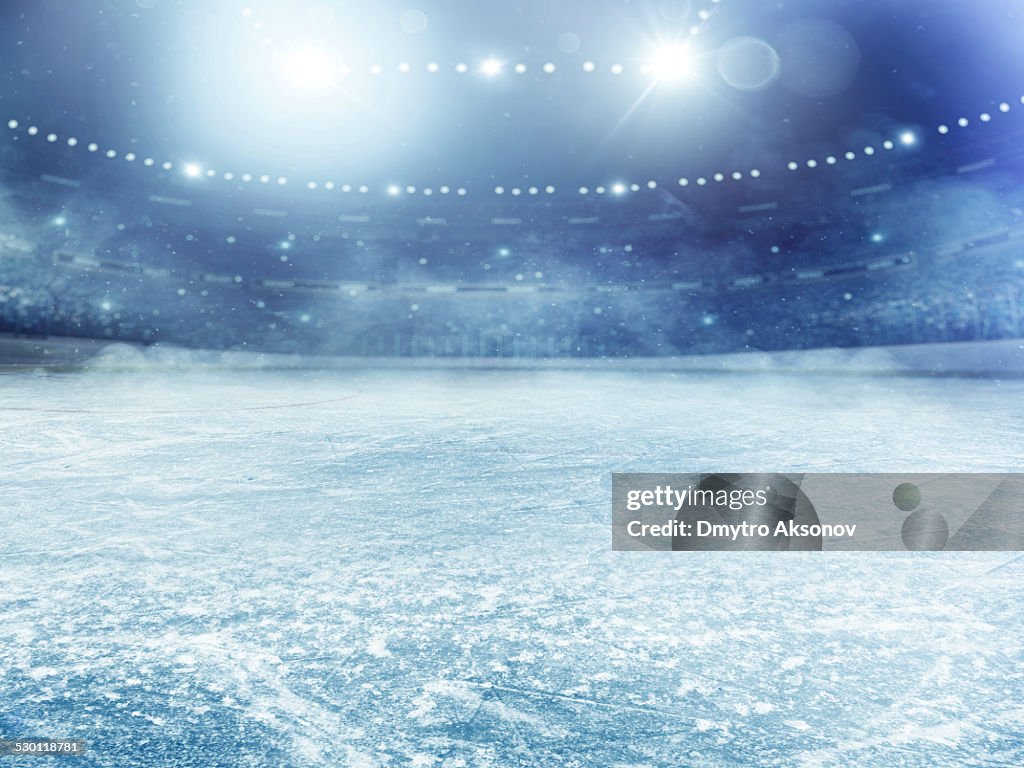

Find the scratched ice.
[{"left": 1, "top": 366, "right": 1023, "bottom": 767}]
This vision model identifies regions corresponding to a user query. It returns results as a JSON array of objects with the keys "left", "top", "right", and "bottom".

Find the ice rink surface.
[{"left": 1, "top": 363, "right": 1023, "bottom": 767}]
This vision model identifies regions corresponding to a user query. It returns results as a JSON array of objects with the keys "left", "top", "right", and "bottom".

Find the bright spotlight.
[
  {"left": 281, "top": 46, "right": 336, "bottom": 90},
  {"left": 650, "top": 45, "right": 694, "bottom": 81},
  {"left": 900, "top": 131, "right": 917, "bottom": 146},
  {"left": 183, "top": 163, "right": 202, "bottom": 178},
  {"left": 611, "top": 182, "right": 627, "bottom": 195},
  {"left": 387, "top": 185, "right": 401, "bottom": 196},
  {"left": 480, "top": 58, "right": 503, "bottom": 77}
]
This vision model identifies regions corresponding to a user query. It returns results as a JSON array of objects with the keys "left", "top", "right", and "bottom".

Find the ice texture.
[{"left": 1, "top": 367, "right": 1022, "bottom": 767}]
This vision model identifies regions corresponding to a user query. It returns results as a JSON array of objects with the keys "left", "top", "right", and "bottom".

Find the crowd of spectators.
[{"left": 2, "top": 238, "right": 1022, "bottom": 357}]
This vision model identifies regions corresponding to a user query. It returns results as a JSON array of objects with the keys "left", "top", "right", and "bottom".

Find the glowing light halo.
[
  {"left": 279, "top": 45, "right": 337, "bottom": 91},
  {"left": 649, "top": 45, "right": 695, "bottom": 82}
]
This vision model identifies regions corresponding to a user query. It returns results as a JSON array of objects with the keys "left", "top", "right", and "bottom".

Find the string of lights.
[
  {"left": 5, "top": 96, "right": 1020, "bottom": 199},
  {"left": 268, "top": 46, "right": 710, "bottom": 84}
]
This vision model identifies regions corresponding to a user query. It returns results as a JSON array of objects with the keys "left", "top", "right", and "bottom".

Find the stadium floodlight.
[
  {"left": 650, "top": 45, "right": 694, "bottom": 81},
  {"left": 900, "top": 131, "right": 917, "bottom": 146},
  {"left": 387, "top": 185, "right": 401, "bottom": 196},
  {"left": 611, "top": 182, "right": 627, "bottom": 195},
  {"left": 480, "top": 58, "right": 503, "bottom": 77},
  {"left": 281, "top": 46, "right": 336, "bottom": 90},
  {"left": 184, "top": 163, "right": 202, "bottom": 178}
]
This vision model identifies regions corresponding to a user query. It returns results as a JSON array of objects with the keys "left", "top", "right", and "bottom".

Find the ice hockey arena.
[{"left": 1, "top": 1, "right": 1023, "bottom": 766}]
